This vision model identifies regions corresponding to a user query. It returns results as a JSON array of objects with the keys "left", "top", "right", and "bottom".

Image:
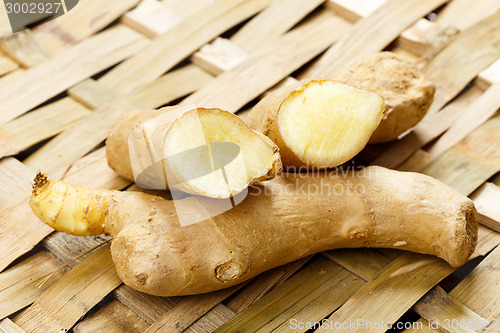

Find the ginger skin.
[{"left": 30, "top": 167, "right": 478, "bottom": 297}]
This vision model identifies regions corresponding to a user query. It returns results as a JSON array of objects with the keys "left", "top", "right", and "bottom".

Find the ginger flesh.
[
  {"left": 164, "top": 108, "right": 280, "bottom": 198},
  {"left": 30, "top": 167, "right": 478, "bottom": 297},
  {"left": 279, "top": 81, "right": 385, "bottom": 167},
  {"left": 249, "top": 80, "right": 385, "bottom": 168}
]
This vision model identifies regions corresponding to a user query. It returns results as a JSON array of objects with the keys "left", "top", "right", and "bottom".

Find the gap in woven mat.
[
  {"left": 2, "top": 241, "right": 46, "bottom": 273},
  {"left": 439, "top": 251, "right": 486, "bottom": 293},
  {"left": 386, "top": 309, "right": 422, "bottom": 333},
  {"left": 91, "top": 63, "right": 120, "bottom": 81},
  {"left": 86, "top": 141, "right": 105, "bottom": 157},
  {"left": 305, "top": 308, "right": 421, "bottom": 332},
  {"left": 220, "top": 17, "right": 253, "bottom": 40},
  {"left": 17, "top": 136, "right": 53, "bottom": 163},
  {"left": 66, "top": 293, "right": 116, "bottom": 332},
  {"left": 428, "top": 3, "right": 450, "bottom": 19},
  {"left": 12, "top": 89, "right": 69, "bottom": 162},
  {"left": 293, "top": 52, "right": 324, "bottom": 80}
]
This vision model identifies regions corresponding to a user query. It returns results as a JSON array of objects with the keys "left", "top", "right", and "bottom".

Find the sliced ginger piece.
[
  {"left": 107, "top": 107, "right": 281, "bottom": 199},
  {"left": 250, "top": 80, "right": 385, "bottom": 168},
  {"left": 333, "top": 52, "right": 435, "bottom": 143}
]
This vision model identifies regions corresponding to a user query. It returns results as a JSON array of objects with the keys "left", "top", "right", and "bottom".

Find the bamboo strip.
[
  {"left": 32, "top": 0, "right": 142, "bottom": 53},
  {"left": 372, "top": 85, "right": 483, "bottom": 169},
  {"left": 0, "top": 25, "right": 149, "bottom": 125},
  {"left": 256, "top": 265, "right": 363, "bottom": 333},
  {"left": 0, "top": 158, "right": 33, "bottom": 204},
  {"left": 0, "top": 1, "right": 10, "bottom": 38},
  {"left": 144, "top": 284, "right": 245, "bottom": 333},
  {"left": 423, "top": 10, "right": 500, "bottom": 114},
  {"left": 435, "top": 0, "right": 500, "bottom": 31},
  {"left": 13, "top": 244, "right": 121, "bottom": 332},
  {"left": 0, "top": 53, "right": 18, "bottom": 76},
  {"left": 59, "top": 147, "right": 129, "bottom": 189},
  {"left": 181, "top": 10, "right": 350, "bottom": 112},
  {"left": 24, "top": 66, "right": 211, "bottom": 174},
  {"left": 0, "top": 252, "right": 65, "bottom": 319},
  {"left": 0, "top": 319, "right": 25, "bottom": 333},
  {"left": 476, "top": 58, "right": 500, "bottom": 90},
  {"left": 406, "top": 238, "right": 500, "bottom": 333},
  {"left": 397, "top": 19, "right": 458, "bottom": 57},
  {"left": 397, "top": 150, "right": 432, "bottom": 173},
  {"left": 420, "top": 115, "right": 500, "bottom": 195},
  {"left": 450, "top": 245, "right": 500, "bottom": 320},
  {"left": 315, "top": 254, "right": 454, "bottom": 333},
  {"left": 230, "top": 0, "right": 326, "bottom": 52},
  {"left": 216, "top": 257, "right": 358, "bottom": 333},
  {"left": 375, "top": 248, "right": 403, "bottom": 261},
  {"left": 191, "top": 38, "right": 248, "bottom": 76},
  {"left": 326, "top": 0, "right": 385, "bottom": 22},
  {"left": 0, "top": 31, "right": 51, "bottom": 67},
  {"left": 192, "top": 0, "right": 325, "bottom": 75},
  {"left": 0, "top": 2, "right": 149, "bottom": 155},
  {"left": 402, "top": 319, "right": 438, "bottom": 333},
  {"left": 0, "top": 99, "right": 91, "bottom": 158},
  {"left": 301, "top": 0, "right": 448, "bottom": 78},
  {"left": 122, "top": 0, "right": 213, "bottom": 38},
  {"left": 100, "top": 0, "right": 273, "bottom": 92},
  {"left": 413, "top": 286, "right": 490, "bottom": 333},
  {"left": 42, "top": 232, "right": 111, "bottom": 268},
  {"left": 226, "top": 257, "right": 310, "bottom": 314},
  {"left": 0, "top": 196, "right": 53, "bottom": 272},
  {"left": 474, "top": 225, "right": 500, "bottom": 258},
  {"left": 0, "top": 23, "right": 151, "bottom": 158},
  {"left": 73, "top": 301, "right": 149, "bottom": 333},
  {"left": 470, "top": 183, "right": 500, "bottom": 232},
  {"left": 184, "top": 304, "right": 236, "bottom": 333},
  {"left": 68, "top": 79, "right": 117, "bottom": 109},
  {"left": 478, "top": 214, "right": 500, "bottom": 234},
  {"left": 113, "top": 285, "right": 177, "bottom": 325},
  {"left": 322, "top": 249, "right": 391, "bottom": 281},
  {"left": 326, "top": 248, "right": 488, "bottom": 333},
  {"left": 270, "top": 275, "right": 362, "bottom": 332},
  {"left": 426, "top": 82, "right": 500, "bottom": 159},
  {"left": 0, "top": 0, "right": 138, "bottom": 68}
]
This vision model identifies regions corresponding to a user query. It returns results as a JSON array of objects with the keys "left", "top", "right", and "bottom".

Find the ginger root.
[
  {"left": 249, "top": 80, "right": 385, "bottom": 168},
  {"left": 333, "top": 52, "right": 436, "bottom": 143},
  {"left": 106, "top": 106, "right": 281, "bottom": 199},
  {"left": 30, "top": 167, "right": 477, "bottom": 296}
]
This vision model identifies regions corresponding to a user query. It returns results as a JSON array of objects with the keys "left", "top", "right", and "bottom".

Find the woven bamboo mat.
[{"left": 0, "top": 0, "right": 499, "bottom": 332}]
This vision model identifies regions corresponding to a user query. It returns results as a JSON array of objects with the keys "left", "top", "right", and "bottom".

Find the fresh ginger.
[
  {"left": 249, "top": 79, "right": 385, "bottom": 168},
  {"left": 333, "top": 52, "right": 436, "bottom": 143},
  {"left": 30, "top": 167, "right": 477, "bottom": 297},
  {"left": 106, "top": 106, "right": 281, "bottom": 199}
]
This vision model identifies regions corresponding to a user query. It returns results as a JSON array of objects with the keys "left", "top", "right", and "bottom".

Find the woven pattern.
[{"left": 0, "top": 0, "right": 499, "bottom": 332}]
